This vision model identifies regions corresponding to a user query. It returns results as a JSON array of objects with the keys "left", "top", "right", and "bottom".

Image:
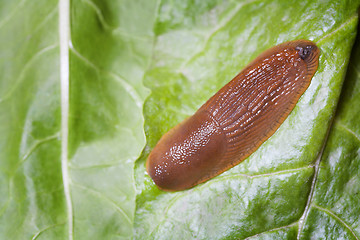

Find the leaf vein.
[
  {"left": 70, "top": 47, "right": 143, "bottom": 108},
  {"left": 206, "top": 165, "right": 315, "bottom": 182},
  {"left": 0, "top": 0, "right": 27, "bottom": 29},
  {"left": 147, "top": 165, "right": 314, "bottom": 238},
  {"left": 17, "top": 133, "right": 60, "bottom": 173},
  {"left": 31, "top": 222, "right": 66, "bottom": 240},
  {"left": 82, "top": 0, "right": 112, "bottom": 30},
  {"left": 244, "top": 221, "right": 298, "bottom": 239},
  {"left": 316, "top": 13, "right": 358, "bottom": 45},
  {"left": 312, "top": 203, "right": 359, "bottom": 240},
  {"left": 178, "top": 0, "right": 259, "bottom": 71},
  {"left": 0, "top": 44, "right": 59, "bottom": 103},
  {"left": 297, "top": 117, "right": 334, "bottom": 239},
  {"left": 337, "top": 121, "right": 360, "bottom": 143},
  {"left": 72, "top": 183, "right": 132, "bottom": 224},
  {"left": 59, "top": 0, "right": 73, "bottom": 239},
  {"left": 0, "top": 134, "right": 60, "bottom": 218},
  {"left": 32, "top": 6, "right": 58, "bottom": 34}
]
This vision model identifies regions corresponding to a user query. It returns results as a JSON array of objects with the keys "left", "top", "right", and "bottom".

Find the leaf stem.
[{"left": 59, "top": 0, "right": 73, "bottom": 239}]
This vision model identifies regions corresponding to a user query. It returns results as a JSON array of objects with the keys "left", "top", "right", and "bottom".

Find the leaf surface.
[
  {"left": 300, "top": 21, "right": 360, "bottom": 240},
  {"left": 69, "top": 0, "right": 156, "bottom": 239},
  {"left": 0, "top": 0, "right": 65, "bottom": 239},
  {"left": 1, "top": 0, "right": 360, "bottom": 239},
  {"left": 134, "top": 0, "right": 360, "bottom": 239}
]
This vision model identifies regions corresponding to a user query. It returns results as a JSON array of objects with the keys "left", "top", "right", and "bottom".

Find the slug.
[{"left": 146, "top": 40, "right": 320, "bottom": 191}]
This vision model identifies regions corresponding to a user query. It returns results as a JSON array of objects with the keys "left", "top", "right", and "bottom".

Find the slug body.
[{"left": 147, "top": 40, "right": 320, "bottom": 191}]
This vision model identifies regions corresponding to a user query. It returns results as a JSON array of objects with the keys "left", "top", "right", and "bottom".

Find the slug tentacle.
[{"left": 147, "top": 40, "right": 320, "bottom": 191}]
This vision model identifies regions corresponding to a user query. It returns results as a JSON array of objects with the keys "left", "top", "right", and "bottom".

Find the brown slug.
[{"left": 146, "top": 40, "right": 320, "bottom": 191}]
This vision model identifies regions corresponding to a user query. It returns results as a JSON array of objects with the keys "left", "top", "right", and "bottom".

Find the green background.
[{"left": 0, "top": 0, "right": 360, "bottom": 239}]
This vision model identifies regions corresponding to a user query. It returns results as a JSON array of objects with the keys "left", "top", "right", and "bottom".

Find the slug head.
[{"left": 295, "top": 41, "right": 319, "bottom": 65}]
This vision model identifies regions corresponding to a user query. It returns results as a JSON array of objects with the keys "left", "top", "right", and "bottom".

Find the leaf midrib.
[{"left": 59, "top": 0, "right": 73, "bottom": 239}]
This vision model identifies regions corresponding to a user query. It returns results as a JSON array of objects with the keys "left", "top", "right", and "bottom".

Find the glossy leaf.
[
  {"left": 300, "top": 22, "right": 360, "bottom": 240},
  {"left": 0, "top": 0, "right": 155, "bottom": 239},
  {"left": 1, "top": 0, "right": 360, "bottom": 239},
  {"left": 134, "top": 0, "right": 360, "bottom": 239}
]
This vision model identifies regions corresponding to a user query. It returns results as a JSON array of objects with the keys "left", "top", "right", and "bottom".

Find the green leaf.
[
  {"left": 1, "top": 0, "right": 360, "bottom": 239},
  {"left": 68, "top": 1, "right": 156, "bottom": 239},
  {"left": 0, "top": 0, "right": 65, "bottom": 239},
  {"left": 134, "top": 0, "right": 360, "bottom": 239},
  {"left": 300, "top": 22, "right": 360, "bottom": 239},
  {"left": 0, "top": 0, "right": 155, "bottom": 239}
]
